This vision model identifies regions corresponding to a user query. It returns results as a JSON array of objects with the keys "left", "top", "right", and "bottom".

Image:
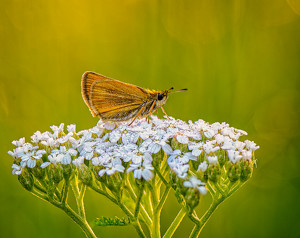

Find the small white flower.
[
  {"left": 69, "top": 137, "right": 79, "bottom": 148},
  {"left": 50, "top": 123, "right": 64, "bottom": 138},
  {"left": 72, "top": 156, "right": 85, "bottom": 167},
  {"left": 8, "top": 150, "right": 16, "bottom": 158},
  {"left": 27, "top": 158, "right": 36, "bottom": 168},
  {"left": 91, "top": 126, "right": 104, "bottom": 137},
  {"left": 171, "top": 164, "right": 189, "bottom": 179},
  {"left": 104, "top": 122, "right": 115, "bottom": 130},
  {"left": 57, "top": 133, "right": 73, "bottom": 144},
  {"left": 227, "top": 150, "right": 242, "bottom": 163},
  {"left": 12, "top": 164, "right": 22, "bottom": 175},
  {"left": 204, "top": 129, "right": 215, "bottom": 139},
  {"left": 147, "top": 140, "right": 173, "bottom": 155},
  {"left": 78, "top": 142, "right": 94, "bottom": 160},
  {"left": 162, "top": 143, "right": 173, "bottom": 155},
  {"left": 122, "top": 131, "right": 139, "bottom": 145},
  {"left": 109, "top": 130, "right": 121, "bottom": 143},
  {"left": 192, "top": 148, "right": 202, "bottom": 157},
  {"left": 41, "top": 137, "right": 58, "bottom": 147},
  {"left": 31, "top": 131, "right": 42, "bottom": 143},
  {"left": 236, "top": 129, "right": 248, "bottom": 136},
  {"left": 183, "top": 152, "right": 197, "bottom": 161},
  {"left": 148, "top": 142, "right": 161, "bottom": 154},
  {"left": 48, "top": 153, "right": 64, "bottom": 164},
  {"left": 215, "top": 134, "right": 225, "bottom": 144},
  {"left": 198, "top": 161, "right": 208, "bottom": 172},
  {"left": 99, "top": 158, "right": 125, "bottom": 176},
  {"left": 234, "top": 141, "right": 245, "bottom": 151},
  {"left": 207, "top": 156, "right": 218, "bottom": 164},
  {"left": 203, "top": 142, "right": 220, "bottom": 154},
  {"left": 244, "top": 140, "right": 260, "bottom": 151},
  {"left": 127, "top": 153, "right": 154, "bottom": 181},
  {"left": 176, "top": 134, "right": 189, "bottom": 144},
  {"left": 40, "top": 162, "right": 51, "bottom": 168},
  {"left": 12, "top": 137, "right": 25, "bottom": 147},
  {"left": 51, "top": 146, "right": 77, "bottom": 165},
  {"left": 67, "top": 124, "right": 76, "bottom": 134},
  {"left": 242, "top": 150, "right": 252, "bottom": 160},
  {"left": 183, "top": 176, "right": 207, "bottom": 195}
]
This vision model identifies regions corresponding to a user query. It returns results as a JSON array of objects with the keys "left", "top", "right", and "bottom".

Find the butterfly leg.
[
  {"left": 128, "top": 106, "right": 145, "bottom": 126},
  {"left": 156, "top": 110, "right": 159, "bottom": 118},
  {"left": 161, "top": 107, "right": 171, "bottom": 120},
  {"left": 146, "top": 100, "right": 157, "bottom": 123}
]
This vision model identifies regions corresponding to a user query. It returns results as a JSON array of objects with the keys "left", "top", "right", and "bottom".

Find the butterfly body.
[{"left": 81, "top": 71, "right": 185, "bottom": 124}]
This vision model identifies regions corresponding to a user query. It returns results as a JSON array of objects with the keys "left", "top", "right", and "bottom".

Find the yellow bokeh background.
[{"left": 1, "top": 0, "right": 300, "bottom": 237}]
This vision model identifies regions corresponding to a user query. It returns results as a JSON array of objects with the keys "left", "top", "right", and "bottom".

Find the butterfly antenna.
[{"left": 168, "top": 88, "right": 188, "bottom": 93}]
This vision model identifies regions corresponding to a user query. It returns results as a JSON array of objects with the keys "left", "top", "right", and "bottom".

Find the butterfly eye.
[{"left": 157, "top": 93, "right": 164, "bottom": 101}]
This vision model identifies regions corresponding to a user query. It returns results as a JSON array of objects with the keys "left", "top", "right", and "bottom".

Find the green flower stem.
[
  {"left": 132, "top": 222, "right": 147, "bottom": 238},
  {"left": 71, "top": 177, "right": 85, "bottom": 218},
  {"left": 115, "top": 195, "right": 146, "bottom": 238},
  {"left": 156, "top": 186, "right": 170, "bottom": 213},
  {"left": 189, "top": 195, "right": 225, "bottom": 238},
  {"left": 135, "top": 183, "right": 145, "bottom": 218},
  {"left": 89, "top": 183, "right": 118, "bottom": 204},
  {"left": 154, "top": 165, "right": 169, "bottom": 187},
  {"left": 30, "top": 189, "right": 97, "bottom": 238},
  {"left": 63, "top": 204, "right": 97, "bottom": 238},
  {"left": 61, "top": 180, "right": 69, "bottom": 205},
  {"left": 33, "top": 182, "right": 47, "bottom": 194},
  {"left": 214, "top": 183, "right": 225, "bottom": 197},
  {"left": 206, "top": 181, "right": 216, "bottom": 195},
  {"left": 152, "top": 208, "right": 161, "bottom": 238},
  {"left": 90, "top": 180, "right": 146, "bottom": 238},
  {"left": 163, "top": 208, "right": 186, "bottom": 238},
  {"left": 79, "top": 185, "right": 87, "bottom": 220},
  {"left": 155, "top": 155, "right": 169, "bottom": 189},
  {"left": 149, "top": 181, "right": 160, "bottom": 238},
  {"left": 125, "top": 178, "right": 152, "bottom": 226},
  {"left": 227, "top": 181, "right": 245, "bottom": 197},
  {"left": 144, "top": 188, "right": 154, "bottom": 217},
  {"left": 55, "top": 187, "right": 62, "bottom": 200}
]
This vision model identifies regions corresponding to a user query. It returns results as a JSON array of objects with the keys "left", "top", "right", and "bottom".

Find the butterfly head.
[{"left": 155, "top": 87, "right": 187, "bottom": 107}]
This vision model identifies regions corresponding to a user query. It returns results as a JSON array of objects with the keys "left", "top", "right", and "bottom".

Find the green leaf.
[{"left": 94, "top": 216, "right": 132, "bottom": 227}]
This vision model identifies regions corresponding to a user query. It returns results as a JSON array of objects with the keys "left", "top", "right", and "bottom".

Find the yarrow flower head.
[
  {"left": 8, "top": 116, "right": 259, "bottom": 197},
  {"left": 8, "top": 115, "right": 260, "bottom": 238}
]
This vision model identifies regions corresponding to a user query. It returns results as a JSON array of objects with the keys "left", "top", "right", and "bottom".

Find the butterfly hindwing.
[{"left": 88, "top": 80, "right": 149, "bottom": 120}]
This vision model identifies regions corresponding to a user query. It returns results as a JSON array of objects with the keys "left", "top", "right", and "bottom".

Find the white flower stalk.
[{"left": 8, "top": 116, "right": 259, "bottom": 238}]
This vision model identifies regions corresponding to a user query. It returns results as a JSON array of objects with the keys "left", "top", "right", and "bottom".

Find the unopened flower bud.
[
  {"left": 240, "top": 160, "right": 252, "bottom": 182},
  {"left": 227, "top": 163, "right": 241, "bottom": 182},
  {"left": 47, "top": 164, "right": 63, "bottom": 184},
  {"left": 18, "top": 169, "right": 34, "bottom": 191},
  {"left": 31, "top": 162, "right": 45, "bottom": 180},
  {"left": 78, "top": 164, "right": 93, "bottom": 185},
  {"left": 185, "top": 188, "right": 200, "bottom": 210},
  {"left": 62, "top": 165, "right": 73, "bottom": 180},
  {"left": 107, "top": 174, "right": 123, "bottom": 194},
  {"left": 171, "top": 137, "right": 179, "bottom": 149},
  {"left": 218, "top": 151, "right": 226, "bottom": 167},
  {"left": 207, "top": 164, "right": 221, "bottom": 182},
  {"left": 93, "top": 166, "right": 106, "bottom": 183}
]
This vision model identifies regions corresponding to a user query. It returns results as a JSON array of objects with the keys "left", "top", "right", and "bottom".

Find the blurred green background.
[{"left": 1, "top": 0, "right": 300, "bottom": 237}]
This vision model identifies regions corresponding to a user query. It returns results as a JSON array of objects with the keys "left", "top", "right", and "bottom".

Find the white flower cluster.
[{"left": 9, "top": 116, "right": 259, "bottom": 195}]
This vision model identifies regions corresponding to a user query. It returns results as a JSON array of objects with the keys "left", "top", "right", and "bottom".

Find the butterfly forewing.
[
  {"left": 88, "top": 79, "right": 150, "bottom": 121},
  {"left": 81, "top": 72, "right": 113, "bottom": 113}
]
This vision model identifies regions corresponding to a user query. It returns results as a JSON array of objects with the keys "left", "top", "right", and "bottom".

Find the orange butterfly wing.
[
  {"left": 81, "top": 71, "right": 112, "bottom": 112},
  {"left": 81, "top": 72, "right": 151, "bottom": 120}
]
